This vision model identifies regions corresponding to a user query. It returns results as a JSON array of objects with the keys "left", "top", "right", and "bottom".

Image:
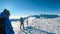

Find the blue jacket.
[
  {"left": 0, "top": 12, "right": 14, "bottom": 34},
  {"left": 20, "top": 17, "right": 24, "bottom": 23}
]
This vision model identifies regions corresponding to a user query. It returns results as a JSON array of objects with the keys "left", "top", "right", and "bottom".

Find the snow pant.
[{"left": 20, "top": 22, "right": 24, "bottom": 29}]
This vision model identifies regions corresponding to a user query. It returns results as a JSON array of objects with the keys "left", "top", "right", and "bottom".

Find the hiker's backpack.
[{"left": 0, "top": 16, "right": 6, "bottom": 34}]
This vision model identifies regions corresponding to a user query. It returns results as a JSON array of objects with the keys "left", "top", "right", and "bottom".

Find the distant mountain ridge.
[
  {"left": 10, "top": 14, "right": 60, "bottom": 22},
  {"left": 27, "top": 14, "right": 60, "bottom": 19}
]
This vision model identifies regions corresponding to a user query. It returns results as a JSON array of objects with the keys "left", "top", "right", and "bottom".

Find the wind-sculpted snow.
[{"left": 11, "top": 17, "right": 60, "bottom": 34}]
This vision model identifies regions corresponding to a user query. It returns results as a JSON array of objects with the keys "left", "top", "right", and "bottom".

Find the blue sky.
[{"left": 0, "top": 0, "right": 60, "bottom": 17}]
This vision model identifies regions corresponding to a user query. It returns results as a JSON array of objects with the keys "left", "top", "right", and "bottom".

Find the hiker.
[
  {"left": 0, "top": 9, "right": 14, "bottom": 34},
  {"left": 20, "top": 17, "right": 24, "bottom": 29},
  {"left": 26, "top": 19, "right": 28, "bottom": 27}
]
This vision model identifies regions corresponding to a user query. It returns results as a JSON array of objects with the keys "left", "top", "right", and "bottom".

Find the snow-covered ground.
[{"left": 11, "top": 17, "right": 60, "bottom": 34}]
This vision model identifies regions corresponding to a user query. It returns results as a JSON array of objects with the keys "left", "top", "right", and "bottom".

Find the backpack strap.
[{"left": 0, "top": 16, "right": 5, "bottom": 27}]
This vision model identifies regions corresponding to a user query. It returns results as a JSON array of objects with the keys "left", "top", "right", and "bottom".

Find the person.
[
  {"left": 20, "top": 17, "right": 24, "bottom": 29},
  {"left": 0, "top": 9, "right": 14, "bottom": 34},
  {"left": 26, "top": 19, "right": 28, "bottom": 27}
]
